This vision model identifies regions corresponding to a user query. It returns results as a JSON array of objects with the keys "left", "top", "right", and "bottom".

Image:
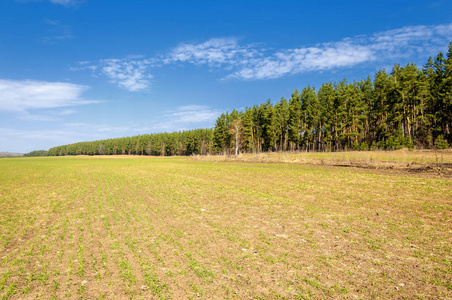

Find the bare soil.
[{"left": 0, "top": 155, "right": 451, "bottom": 299}]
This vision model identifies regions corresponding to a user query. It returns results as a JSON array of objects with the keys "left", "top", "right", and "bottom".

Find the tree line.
[
  {"left": 45, "top": 129, "right": 214, "bottom": 156},
  {"left": 40, "top": 42, "right": 451, "bottom": 157},
  {"left": 23, "top": 150, "right": 47, "bottom": 157}
]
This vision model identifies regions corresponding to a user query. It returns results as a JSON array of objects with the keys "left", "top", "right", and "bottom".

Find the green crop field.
[{"left": 0, "top": 156, "right": 451, "bottom": 299}]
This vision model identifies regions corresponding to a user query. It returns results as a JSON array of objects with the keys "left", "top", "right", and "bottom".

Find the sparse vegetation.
[{"left": 0, "top": 154, "right": 451, "bottom": 298}]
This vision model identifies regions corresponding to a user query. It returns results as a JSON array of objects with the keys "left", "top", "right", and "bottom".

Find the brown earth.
[{"left": 0, "top": 155, "right": 451, "bottom": 299}]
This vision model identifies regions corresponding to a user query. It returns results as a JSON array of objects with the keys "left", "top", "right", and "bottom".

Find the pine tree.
[
  {"left": 300, "top": 86, "right": 319, "bottom": 151},
  {"left": 242, "top": 107, "right": 255, "bottom": 153},
  {"left": 288, "top": 89, "right": 302, "bottom": 150},
  {"left": 274, "top": 97, "right": 289, "bottom": 151},
  {"left": 443, "top": 41, "right": 452, "bottom": 143},
  {"left": 372, "top": 70, "right": 391, "bottom": 147},
  {"left": 213, "top": 113, "right": 228, "bottom": 154}
]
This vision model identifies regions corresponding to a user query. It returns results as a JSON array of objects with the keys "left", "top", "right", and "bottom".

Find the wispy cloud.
[
  {"left": 73, "top": 57, "right": 156, "bottom": 92},
  {"left": 73, "top": 22, "right": 452, "bottom": 86},
  {"left": 100, "top": 58, "right": 154, "bottom": 92},
  {"left": 165, "top": 105, "right": 222, "bottom": 124},
  {"left": 164, "top": 38, "right": 258, "bottom": 67},
  {"left": 0, "top": 79, "right": 99, "bottom": 112},
  {"left": 369, "top": 23, "right": 452, "bottom": 58},
  {"left": 72, "top": 39, "right": 254, "bottom": 92},
  {"left": 227, "top": 23, "right": 452, "bottom": 80},
  {"left": 164, "top": 23, "right": 452, "bottom": 80},
  {"left": 229, "top": 43, "right": 373, "bottom": 80}
]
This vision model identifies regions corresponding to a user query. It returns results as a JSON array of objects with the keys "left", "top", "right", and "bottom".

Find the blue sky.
[{"left": 1, "top": 0, "right": 452, "bottom": 153}]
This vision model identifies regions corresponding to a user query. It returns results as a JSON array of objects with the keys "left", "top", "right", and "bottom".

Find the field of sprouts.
[{"left": 0, "top": 155, "right": 451, "bottom": 299}]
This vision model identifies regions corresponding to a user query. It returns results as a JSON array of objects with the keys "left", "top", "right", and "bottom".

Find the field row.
[{"left": 0, "top": 156, "right": 451, "bottom": 299}]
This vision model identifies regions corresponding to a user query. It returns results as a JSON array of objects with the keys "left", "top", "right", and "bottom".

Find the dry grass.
[
  {"left": 0, "top": 155, "right": 451, "bottom": 299},
  {"left": 192, "top": 149, "right": 452, "bottom": 177}
]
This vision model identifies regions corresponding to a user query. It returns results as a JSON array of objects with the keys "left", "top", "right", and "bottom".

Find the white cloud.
[
  {"left": 71, "top": 38, "right": 254, "bottom": 92},
  {"left": 229, "top": 43, "right": 374, "bottom": 80},
  {"left": 227, "top": 23, "right": 452, "bottom": 80},
  {"left": 159, "top": 23, "right": 452, "bottom": 80},
  {"left": 165, "top": 38, "right": 257, "bottom": 66},
  {"left": 74, "top": 57, "right": 156, "bottom": 92},
  {"left": 0, "top": 79, "right": 99, "bottom": 112},
  {"left": 368, "top": 23, "right": 452, "bottom": 58},
  {"left": 166, "top": 105, "right": 222, "bottom": 124},
  {"left": 72, "top": 22, "right": 452, "bottom": 85},
  {"left": 161, "top": 23, "right": 452, "bottom": 80},
  {"left": 100, "top": 58, "right": 154, "bottom": 92}
]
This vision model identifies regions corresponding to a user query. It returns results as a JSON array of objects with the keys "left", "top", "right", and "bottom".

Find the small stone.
[{"left": 81, "top": 280, "right": 88, "bottom": 286}]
